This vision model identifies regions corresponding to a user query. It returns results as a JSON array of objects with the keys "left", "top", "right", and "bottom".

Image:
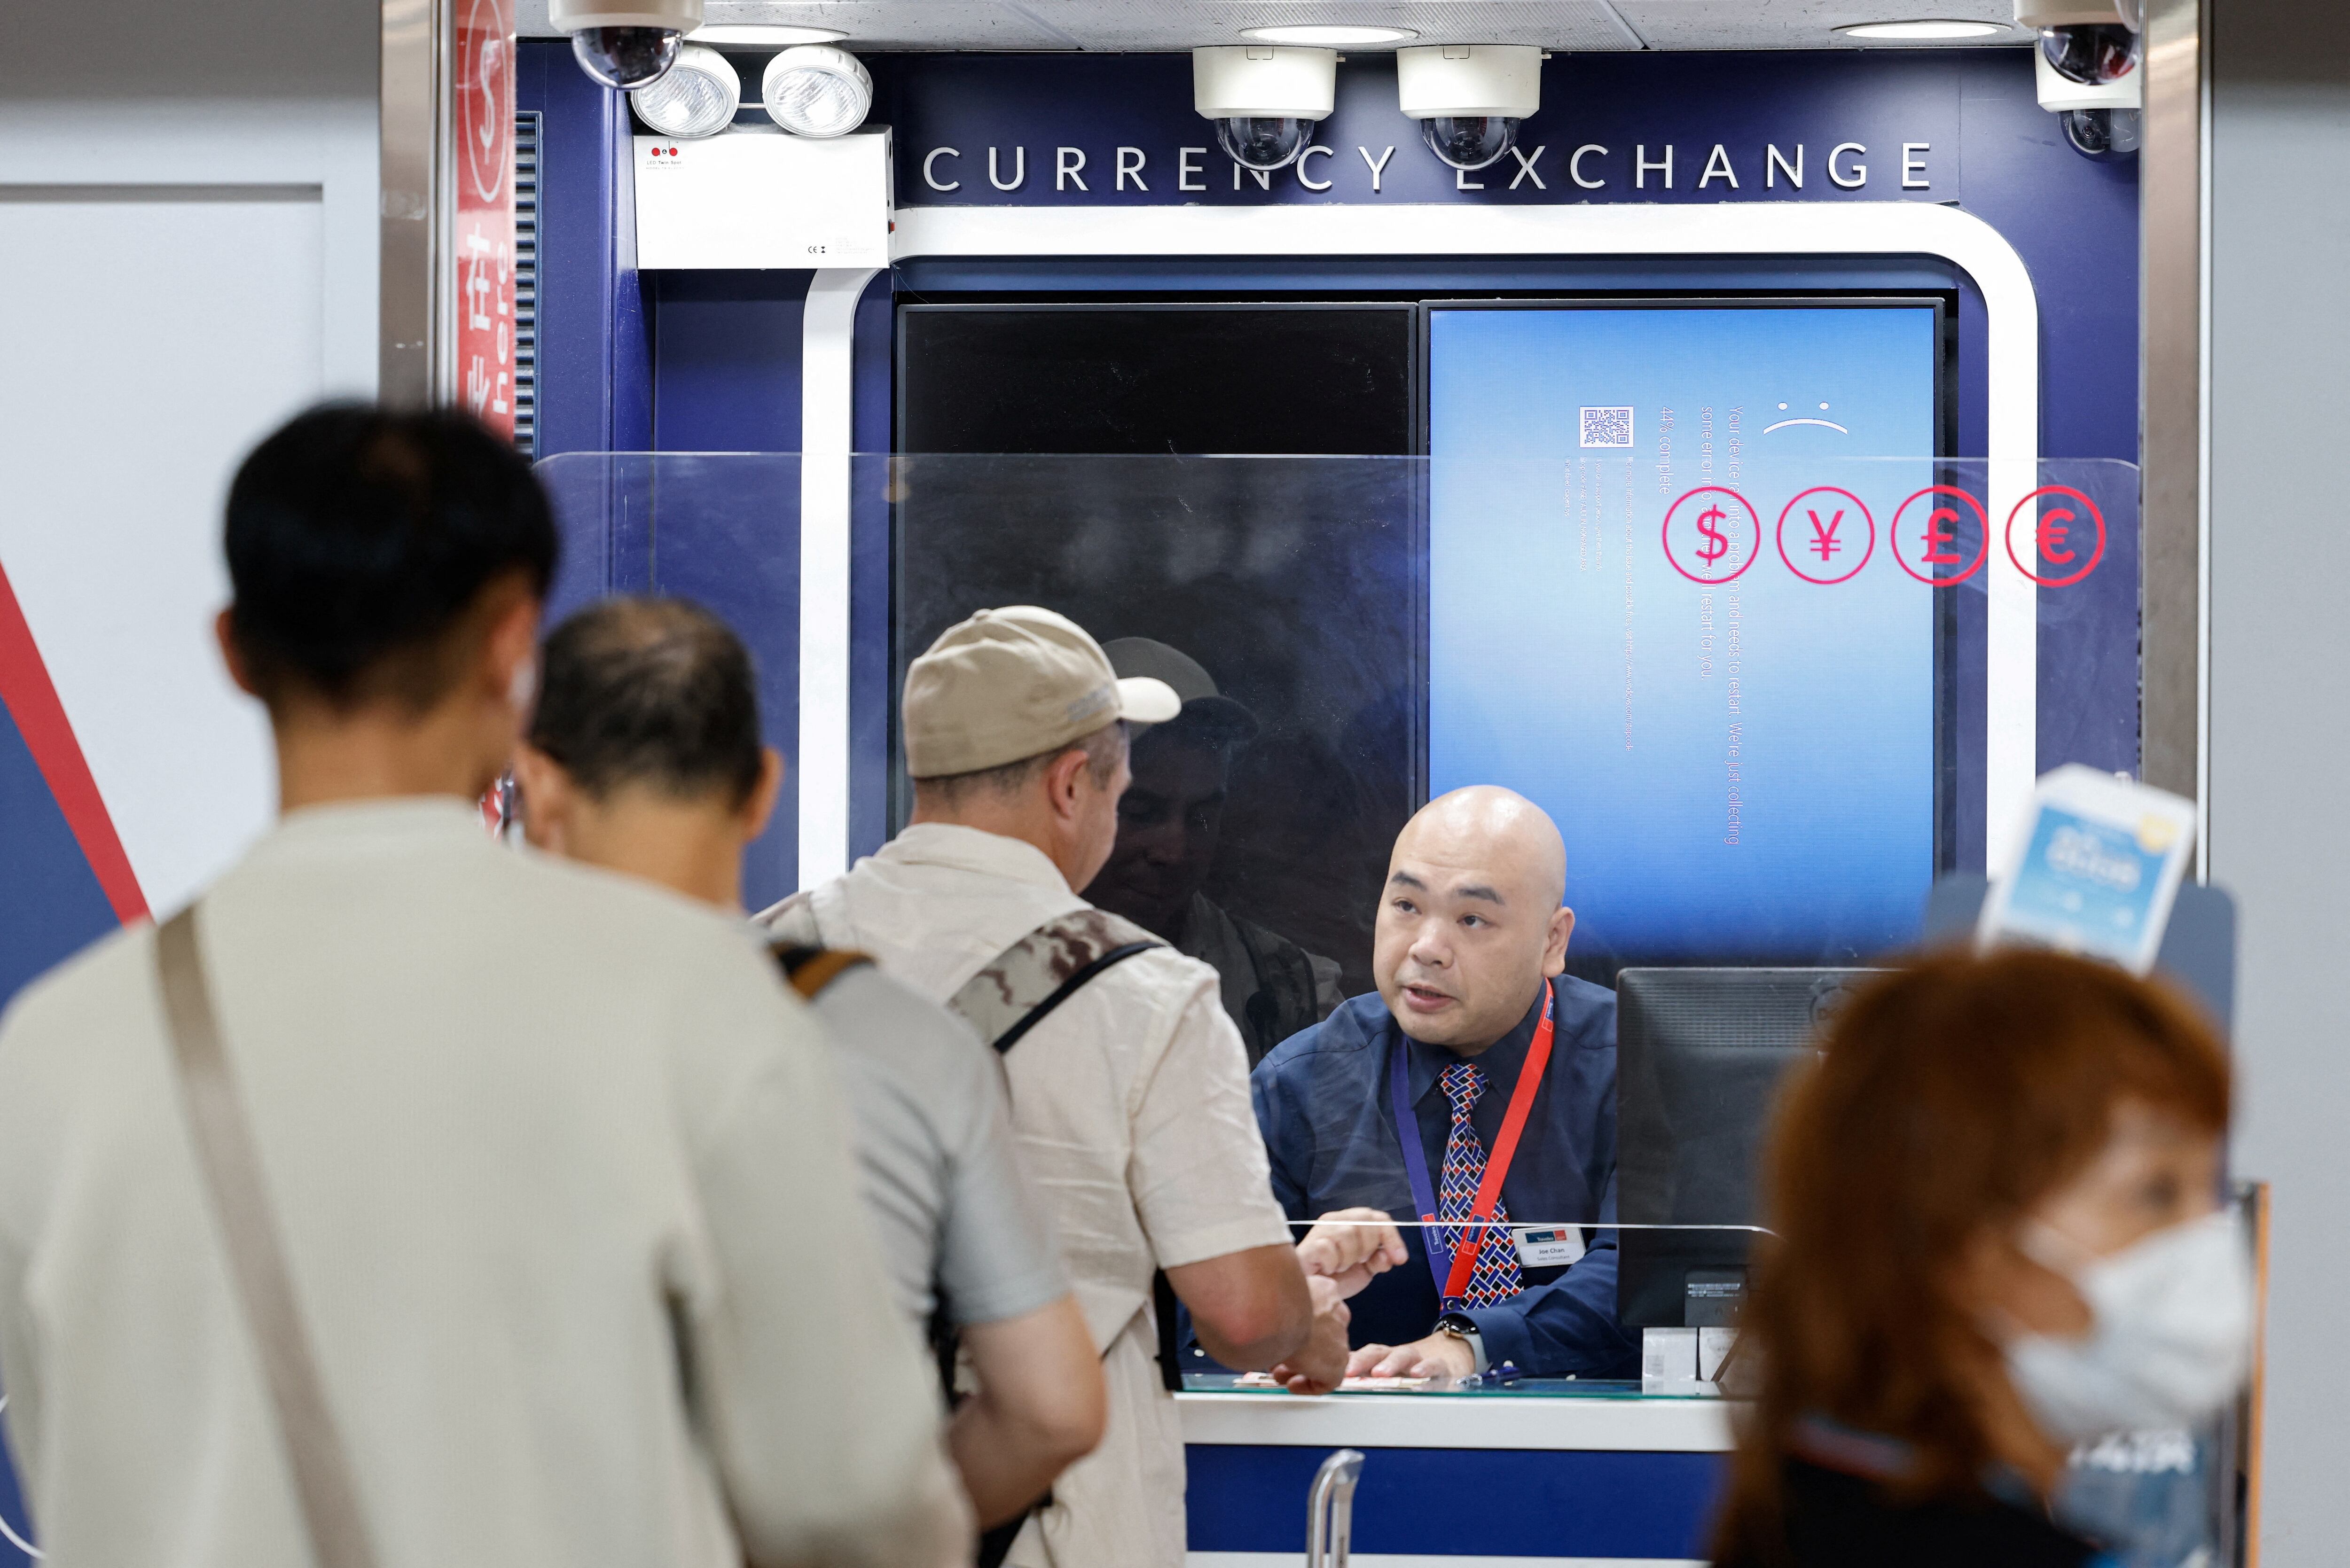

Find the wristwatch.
[{"left": 1433, "top": 1312, "right": 1488, "bottom": 1375}]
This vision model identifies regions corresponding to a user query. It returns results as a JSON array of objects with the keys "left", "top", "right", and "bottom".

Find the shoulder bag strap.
[
  {"left": 945, "top": 912, "right": 1186, "bottom": 1391},
  {"left": 156, "top": 907, "right": 380, "bottom": 1568},
  {"left": 981, "top": 941, "right": 1160, "bottom": 1058},
  {"left": 944, "top": 908, "right": 1163, "bottom": 1056}
]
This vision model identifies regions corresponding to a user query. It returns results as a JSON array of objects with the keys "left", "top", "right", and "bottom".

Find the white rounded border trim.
[
  {"left": 793, "top": 203, "right": 2041, "bottom": 884},
  {"left": 1175, "top": 1387, "right": 1738, "bottom": 1452}
]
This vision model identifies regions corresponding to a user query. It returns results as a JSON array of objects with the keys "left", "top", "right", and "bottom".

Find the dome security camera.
[
  {"left": 1192, "top": 46, "right": 1337, "bottom": 172},
  {"left": 2014, "top": 0, "right": 2140, "bottom": 88},
  {"left": 1397, "top": 44, "right": 1543, "bottom": 172},
  {"left": 551, "top": 0, "right": 705, "bottom": 91},
  {"left": 2033, "top": 38, "right": 2141, "bottom": 158}
]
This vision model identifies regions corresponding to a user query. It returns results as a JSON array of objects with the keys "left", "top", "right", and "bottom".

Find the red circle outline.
[
  {"left": 1774, "top": 486, "right": 1877, "bottom": 585},
  {"left": 1660, "top": 486, "right": 1762, "bottom": 585},
  {"left": 1888, "top": 485, "right": 1990, "bottom": 586},
  {"left": 2003, "top": 486, "right": 2107, "bottom": 588}
]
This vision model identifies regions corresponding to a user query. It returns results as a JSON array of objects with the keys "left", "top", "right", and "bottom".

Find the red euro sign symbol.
[
  {"left": 2036, "top": 507, "right": 2077, "bottom": 565},
  {"left": 1807, "top": 509, "right": 1843, "bottom": 561},
  {"left": 1923, "top": 507, "right": 1963, "bottom": 565},
  {"left": 2004, "top": 486, "right": 2106, "bottom": 587}
]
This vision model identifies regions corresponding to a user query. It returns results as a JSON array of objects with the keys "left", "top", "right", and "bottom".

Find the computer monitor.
[{"left": 1615, "top": 967, "right": 1890, "bottom": 1328}]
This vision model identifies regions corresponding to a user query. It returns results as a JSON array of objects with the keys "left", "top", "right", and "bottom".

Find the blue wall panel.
[
  {"left": 1185, "top": 1445, "right": 1726, "bottom": 1558},
  {"left": 650, "top": 271, "right": 811, "bottom": 451},
  {"left": 0, "top": 702, "right": 118, "bottom": 1015},
  {"left": 519, "top": 39, "right": 652, "bottom": 459}
]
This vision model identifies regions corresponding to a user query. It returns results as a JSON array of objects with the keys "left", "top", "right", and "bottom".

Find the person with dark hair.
[
  {"left": 0, "top": 406, "right": 967, "bottom": 1568},
  {"left": 1713, "top": 949, "right": 2252, "bottom": 1568},
  {"left": 1083, "top": 640, "right": 1342, "bottom": 1066},
  {"left": 514, "top": 594, "right": 783, "bottom": 889},
  {"left": 513, "top": 595, "right": 1108, "bottom": 1541}
]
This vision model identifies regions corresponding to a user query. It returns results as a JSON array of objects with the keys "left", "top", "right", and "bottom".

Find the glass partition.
[
  {"left": 533, "top": 447, "right": 2143, "bottom": 1389},
  {"left": 535, "top": 452, "right": 802, "bottom": 907},
  {"left": 889, "top": 452, "right": 2138, "bottom": 988}
]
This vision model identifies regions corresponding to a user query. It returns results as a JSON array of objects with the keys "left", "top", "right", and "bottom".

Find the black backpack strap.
[{"left": 766, "top": 941, "right": 875, "bottom": 1002}]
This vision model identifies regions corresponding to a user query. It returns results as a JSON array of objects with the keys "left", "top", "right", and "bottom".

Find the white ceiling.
[{"left": 515, "top": 0, "right": 2034, "bottom": 52}]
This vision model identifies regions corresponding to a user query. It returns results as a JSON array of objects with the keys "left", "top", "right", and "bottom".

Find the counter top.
[{"left": 1177, "top": 1375, "right": 1739, "bottom": 1452}]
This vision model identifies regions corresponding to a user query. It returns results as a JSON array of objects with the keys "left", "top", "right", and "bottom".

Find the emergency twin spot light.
[
  {"left": 551, "top": 0, "right": 704, "bottom": 90},
  {"left": 762, "top": 45, "right": 874, "bottom": 138},
  {"left": 1192, "top": 46, "right": 1338, "bottom": 172},
  {"left": 1397, "top": 44, "right": 1543, "bottom": 172},
  {"left": 630, "top": 45, "right": 739, "bottom": 139}
]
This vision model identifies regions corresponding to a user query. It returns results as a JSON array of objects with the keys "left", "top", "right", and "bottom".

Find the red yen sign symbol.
[{"left": 1775, "top": 486, "right": 1875, "bottom": 585}]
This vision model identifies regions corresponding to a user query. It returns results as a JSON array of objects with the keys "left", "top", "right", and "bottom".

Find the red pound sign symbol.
[
  {"left": 1923, "top": 507, "right": 1963, "bottom": 566},
  {"left": 2036, "top": 508, "right": 2076, "bottom": 565}
]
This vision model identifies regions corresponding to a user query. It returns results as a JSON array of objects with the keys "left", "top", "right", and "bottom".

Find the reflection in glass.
[{"left": 1084, "top": 638, "right": 1344, "bottom": 1064}]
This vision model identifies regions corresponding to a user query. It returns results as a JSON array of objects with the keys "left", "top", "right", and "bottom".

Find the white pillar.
[{"left": 797, "top": 267, "right": 880, "bottom": 889}]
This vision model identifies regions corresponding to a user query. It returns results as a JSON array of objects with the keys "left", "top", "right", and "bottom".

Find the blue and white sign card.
[{"left": 1979, "top": 765, "right": 2196, "bottom": 975}]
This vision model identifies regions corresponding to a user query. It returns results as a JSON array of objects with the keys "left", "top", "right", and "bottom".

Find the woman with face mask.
[{"left": 1711, "top": 949, "right": 2252, "bottom": 1568}]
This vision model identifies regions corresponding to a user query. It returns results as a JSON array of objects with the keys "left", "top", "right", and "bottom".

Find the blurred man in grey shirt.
[
  {"left": 0, "top": 408, "right": 964, "bottom": 1568},
  {"left": 513, "top": 595, "right": 1104, "bottom": 1535}
]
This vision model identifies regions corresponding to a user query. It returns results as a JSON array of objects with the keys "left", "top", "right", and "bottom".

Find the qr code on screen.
[{"left": 1580, "top": 407, "right": 1634, "bottom": 447}]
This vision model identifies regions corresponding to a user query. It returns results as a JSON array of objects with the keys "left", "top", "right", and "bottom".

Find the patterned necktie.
[{"left": 1434, "top": 1060, "right": 1525, "bottom": 1310}]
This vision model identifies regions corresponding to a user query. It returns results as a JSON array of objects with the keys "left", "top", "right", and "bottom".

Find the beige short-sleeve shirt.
[
  {"left": 762, "top": 823, "right": 1293, "bottom": 1568},
  {"left": 0, "top": 800, "right": 967, "bottom": 1568}
]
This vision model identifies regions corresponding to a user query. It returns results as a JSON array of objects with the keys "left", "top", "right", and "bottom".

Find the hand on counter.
[
  {"left": 1344, "top": 1330, "right": 1476, "bottom": 1383},
  {"left": 1293, "top": 1207, "right": 1409, "bottom": 1300},
  {"left": 1267, "top": 1274, "right": 1354, "bottom": 1395}
]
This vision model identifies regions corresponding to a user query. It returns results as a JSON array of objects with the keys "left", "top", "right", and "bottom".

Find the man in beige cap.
[{"left": 760, "top": 606, "right": 1402, "bottom": 1568}]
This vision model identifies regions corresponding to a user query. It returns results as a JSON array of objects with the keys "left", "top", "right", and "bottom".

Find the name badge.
[{"left": 1512, "top": 1225, "right": 1586, "bottom": 1269}]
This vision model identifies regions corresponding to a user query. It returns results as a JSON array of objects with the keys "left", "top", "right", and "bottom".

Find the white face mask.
[{"left": 2002, "top": 1209, "right": 2255, "bottom": 1445}]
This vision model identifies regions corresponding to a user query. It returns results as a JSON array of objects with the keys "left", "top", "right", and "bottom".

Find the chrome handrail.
[{"left": 1305, "top": 1448, "right": 1364, "bottom": 1568}]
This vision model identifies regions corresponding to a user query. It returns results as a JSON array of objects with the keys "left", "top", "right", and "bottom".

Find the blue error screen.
[{"left": 1426, "top": 304, "right": 1940, "bottom": 963}]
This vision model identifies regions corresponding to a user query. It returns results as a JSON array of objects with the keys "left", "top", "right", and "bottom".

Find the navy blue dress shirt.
[{"left": 1249, "top": 974, "right": 1639, "bottom": 1378}]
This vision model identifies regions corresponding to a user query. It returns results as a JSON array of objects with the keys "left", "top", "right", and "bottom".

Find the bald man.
[{"left": 1247, "top": 788, "right": 1638, "bottom": 1379}]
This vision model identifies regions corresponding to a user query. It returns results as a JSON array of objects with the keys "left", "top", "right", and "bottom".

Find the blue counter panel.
[{"left": 1186, "top": 1444, "right": 1725, "bottom": 1559}]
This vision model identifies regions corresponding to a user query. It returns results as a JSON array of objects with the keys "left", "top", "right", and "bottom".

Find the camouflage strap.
[
  {"left": 945, "top": 907, "right": 1163, "bottom": 1053},
  {"left": 947, "top": 909, "right": 1189, "bottom": 1396}
]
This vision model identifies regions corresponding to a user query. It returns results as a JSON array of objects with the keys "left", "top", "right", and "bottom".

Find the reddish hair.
[{"left": 1712, "top": 948, "right": 2230, "bottom": 1561}]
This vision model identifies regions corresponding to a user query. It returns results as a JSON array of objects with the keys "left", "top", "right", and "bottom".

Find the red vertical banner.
[{"left": 454, "top": 0, "right": 517, "bottom": 438}]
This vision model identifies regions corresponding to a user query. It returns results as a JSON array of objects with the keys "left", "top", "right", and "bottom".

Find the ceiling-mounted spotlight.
[
  {"left": 687, "top": 23, "right": 846, "bottom": 46},
  {"left": 1192, "top": 46, "right": 1337, "bottom": 172},
  {"left": 763, "top": 44, "right": 873, "bottom": 138},
  {"left": 1836, "top": 19, "right": 2011, "bottom": 40},
  {"left": 2034, "top": 35, "right": 2141, "bottom": 156},
  {"left": 1397, "top": 44, "right": 1542, "bottom": 172},
  {"left": 2014, "top": 0, "right": 2140, "bottom": 87},
  {"left": 630, "top": 44, "right": 738, "bottom": 138},
  {"left": 550, "top": 0, "right": 704, "bottom": 90},
  {"left": 1242, "top": 24, "right": 1417, "bottom": 46}
]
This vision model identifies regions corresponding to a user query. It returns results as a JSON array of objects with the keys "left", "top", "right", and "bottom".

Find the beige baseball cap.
[{"left": 903, "top": 606, "right": 1182, "bottom": 779}]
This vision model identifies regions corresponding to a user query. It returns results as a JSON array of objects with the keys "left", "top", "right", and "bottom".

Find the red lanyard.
[{"left": 1439, "top": 985, "right": 1554, "bottom": 1302}]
